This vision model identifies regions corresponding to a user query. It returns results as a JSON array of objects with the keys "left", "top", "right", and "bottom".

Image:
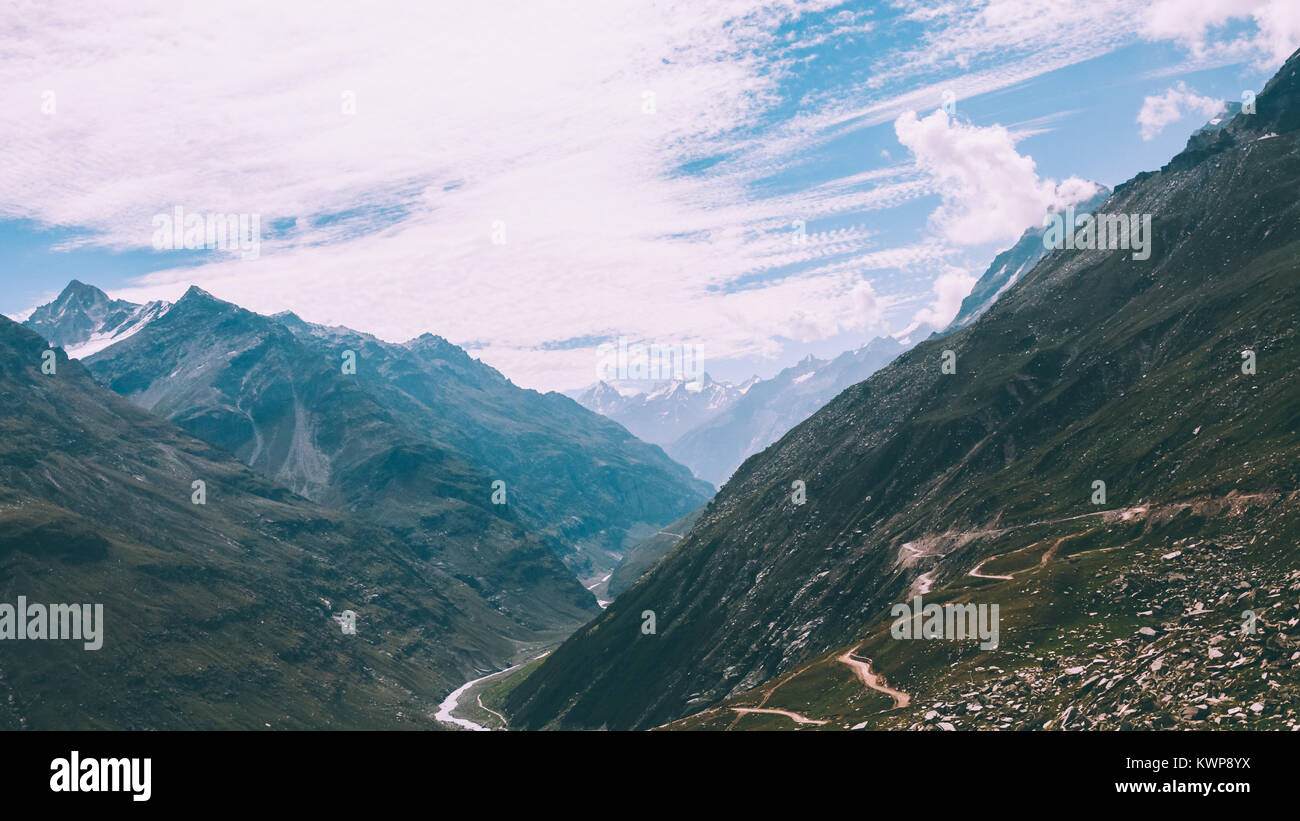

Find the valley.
[{"left": 4, "top": 14, "right": 1298, "bottom": 743}]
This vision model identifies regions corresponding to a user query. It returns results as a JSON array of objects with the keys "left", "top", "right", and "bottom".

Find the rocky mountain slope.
[
  {"left": 0, "top": 315, "right": 572, "bottom": 729},
  {"left": 52, "top": 287, "right": 710, "bottom": 584},
  {"left": 503, "top": 49, "right": 1300, "bottom": 730}
]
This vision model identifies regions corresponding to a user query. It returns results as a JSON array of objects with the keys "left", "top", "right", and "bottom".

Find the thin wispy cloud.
[{"left": 1, "top": 0, "right": 1294, "bottom": 390}]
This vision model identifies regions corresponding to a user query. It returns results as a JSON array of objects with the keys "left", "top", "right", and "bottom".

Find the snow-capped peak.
[{"left": 23, "top": 280, "right": 172, "bottom": 359}]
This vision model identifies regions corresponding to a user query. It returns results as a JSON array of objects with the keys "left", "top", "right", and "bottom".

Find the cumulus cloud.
[
  {"left": 1137, "top": 82, "right": 1227, "bottom": 141},
  {"left": 909, "top": 265, "right": 977, "bottom": 331},
  {"left": 893, "top": 110, "right": 1098, "bottom": 247}
]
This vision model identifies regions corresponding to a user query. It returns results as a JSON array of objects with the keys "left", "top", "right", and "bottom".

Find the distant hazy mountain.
[
  {"left": 23, "top": 279, "right": 170, "bottom": 359},
  {"left": 0, "top": 314, "right": 573, "bottom": 729},
  {"left": 946, "top": 185, "right": 1111, "bottom": 332},
  {"left": 576, "top": 338, "right": 917, "bottom": 489},
  {"left": 574, "top": 373, "right": 756, "bottom": 447},
  {"left": 54, "top": 286, "right": 710, "bottom": 584},
  {"left": 664, "top": 335, "right": 912, "bottom": 486}
]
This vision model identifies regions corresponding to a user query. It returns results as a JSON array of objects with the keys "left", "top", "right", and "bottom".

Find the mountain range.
[
  {"left": 4, "top": 279, "right": 722, "bottom": 728},
  {"left": 575, "top": 338, "right": 916, "bottom": 487},
  {"left": 663, "top": 337, "right": 913, "bottom": 486},
  {"left": 575, "top": 374, "right": 755, "bottom": 448},
  {"left": 0, "top": 315, "right": 585, "bottom": 729},
  {"left": 26, "top": 284, "right": 712, "bottom": 591}
]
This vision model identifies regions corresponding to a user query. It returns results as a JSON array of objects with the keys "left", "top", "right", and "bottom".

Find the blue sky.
[{"left": 1, "top": 0, "right": 1294, "bottom": 390}]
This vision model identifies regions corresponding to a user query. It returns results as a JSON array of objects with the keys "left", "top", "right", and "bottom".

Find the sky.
[{"left": 1, "top": 0, "right": 1296, "bottom": 392}]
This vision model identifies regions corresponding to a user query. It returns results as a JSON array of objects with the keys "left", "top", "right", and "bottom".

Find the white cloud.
[
  {"left": 909, "top": 265, "right": 977, "bottom": 331},
  {"left": 893, "top": 109, "right": 1098, "bottom": 247},
  {"left": 1136, "top": 82, "right": 1226, "bottom": 141},
  {"left": 1142, "top": 0, "right": 1300, "bottom": 70},
  {"left": 3, "top": 0, "right": 1294, "bottom": 391},
  {"left": 3, "top": 0, "right": 906, "bottom": 390}
]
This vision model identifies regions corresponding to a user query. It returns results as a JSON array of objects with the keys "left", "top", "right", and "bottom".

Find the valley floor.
[{"left": 435, "top": 653, "right": 551, "bottom": 731}]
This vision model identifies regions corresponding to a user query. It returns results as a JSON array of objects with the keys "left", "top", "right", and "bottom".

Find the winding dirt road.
[
  {"left": 968, "top": 534, "right": 1117, "bottom": 582},
  {"left": 838, "top": 649, "right": 910, "bottom": 709},
  {"left": 967, "top": 557, "right": 1015, "bottom": 580},
  {"left": 730, "top": 707, "right": 828, "bottom": 726},
  {"left": 477, "top": 694, "right": 507, "bottom": 727}
]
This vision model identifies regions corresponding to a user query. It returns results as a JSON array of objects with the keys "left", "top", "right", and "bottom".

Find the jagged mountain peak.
[
  {"left": 24, "top": 279, "right": 172, "bottom": 359},
  {"left": 57, "top": 278, "right": 105, "bottom": 300},
  {"left": 28, "top": 279, "right": 113, "bottom": 322},
  {"left": 269, "top": 309, "right": 308, "bottom": 328},
  {"left": 403, "top": 331, "right": 472, "bottom": 365},
  {"left": 407, "top": 331, "right": 453, "bottom": 347},
  {"left": 176, "top": 284, "right": 224, "bottom": 305}
]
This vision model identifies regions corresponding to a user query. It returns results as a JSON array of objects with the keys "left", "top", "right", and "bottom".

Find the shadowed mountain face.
[
  {"left": 70, "top": 288, "right": 710, "bottom": 581},
  {"left": 0, "top": 316, "right": 580, "bottom": 730},
  {"left": 66, "top": 288, "right": 598, "bottom": 634},
  {"left": 504, "top": 52, "right": 1300, "bottom": 730}
]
